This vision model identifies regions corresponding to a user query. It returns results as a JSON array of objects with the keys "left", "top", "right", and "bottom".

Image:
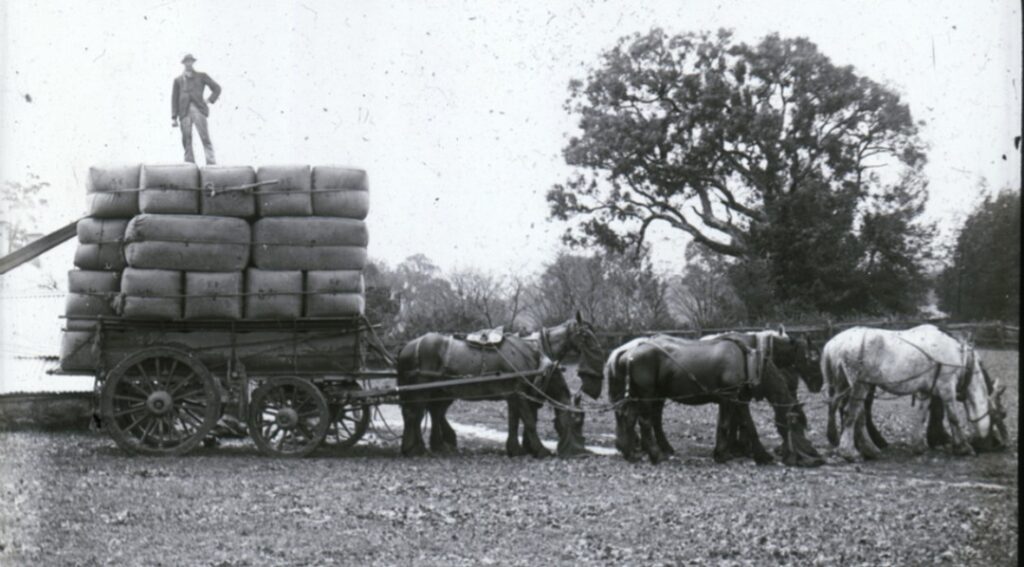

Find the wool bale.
[
  {"left": 88, "top": 164, "right": 141, "bottom": 193},
  {"left": 184, "top": 272, "right": 243, "bottom": 320},
  {"left": 68, "top": 270, "right": 121, "bottom": 294},
  {"left": 305, "top": 270, "right": 365, "bottom": 293},
  {"left": 305, "top": 292, "right": 365, "bottom": 318},
  {"left": 86, "top": 164, "right": 141, "bottom": 218},
  {"left": 65, "top": 270, "right": 120, "bottom": 328},
  {"left": 75, "top": 215, "right": 128, "bottom": 270},
  {"left": 75, "top": 218, "right": 127, "bottom": 270},
  {"left": 76, "top": 218, "right": 129, "bottom": 244},
  {"left": 124, "top": 214, "right": 250, "bottom": 271},
  {"left": 120, "top": 268, "right": 182, "bottom": 320},
  {"left": 311, "top": 166, "right": 369, "bottom": 219},
  {"left": 252, "top": 217, "right": 368, "bottom": 246},
  {"left": 305, "top": 270, "right": 365, "bottom": 317},
  {"left": 245, "top": 269, "right": 303, "bottom": 319},
  {"left": 60, "top": 330, "right": 100, "bottom": 371},
  {"left": 88, "top": 192, "right": 140, "bottom": 219},
  {"left": 139, "top": 163, "right": 200, "bottom": 214},
  {"left": 255, "top": 165, "right": 312, "bottom": 216},
  {"left": 200, "top": 166, "right": 256, "bottom": 217},
  {"left": 252, "top": 245, "right": 367, "bottom": 271},
  {"left": 251, "top": 217, "right": 367, "bottom": 270},
  {"left": 74, "top": 244, "right": 126, "bottom": 271}
]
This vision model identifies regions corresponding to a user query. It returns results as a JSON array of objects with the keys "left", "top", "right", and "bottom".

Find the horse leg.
[
  {"left": 400, "top": 401, "right": 428, "bottom": 457},
  {"left": 926, "top": 396, "right": 951, "bottom": 448},
  {"left": 614, "top": 402, "right": 641, "bottom": 462},
  {"left": 713, "top": 403, "right": 739, "bottom": 463},
  {"left": 909, "top": 392, "right": 934, "bottom": 455},
  {"left": 505, "top": 399, "right": 526, "bottom": 457},
  {"left": 853, "top": 410, "right": 882, "bottom": 460},
  {"left": 837, "top": 381, "right": 870, "bottom": 462},
  {"left": 513, "top": 395, "right": 552, "bottom": 458},
  {"left": 863, "top": 385, "right": 889, "bottom": 449},
  {"left": 636, "top": 400, "right": 666, "bottom": 465},
  {"left": 937, "top": 384, "right": 975, "bottom": 457},
  {"left": 734, "top": 403, "right": 774, "bottom": 465},
  {"left": 650, "top": 399, "right": 675, "bottom": 456},
  {"left": 826, "top": 381, "right": 845, "bottom": 447},
  {"left": 427, "top": 401, "right": 457, "bottom": 454}
]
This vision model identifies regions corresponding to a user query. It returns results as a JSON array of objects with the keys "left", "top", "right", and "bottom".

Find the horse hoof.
[
  {"left": 952, "top": 443, "right": 976, "bottom": 457},
  {"left": 754, "top": 454, "right": 775, "bottom": 466},
  {"left": 649, "top": 452, "right": 666, "bottom": 465},
  {"left": 838, "top": 449, "right": 863, "bottom": 463},
  {"left": 402, "top": 445, "right": 429, "bottom": 458}
]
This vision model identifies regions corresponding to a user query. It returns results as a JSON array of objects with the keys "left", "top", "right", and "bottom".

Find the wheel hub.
[
  {"left": 276, "top": 407, "right": 299, "bottom": 428},
  {"left": 146, "top": 391, "right": 174, "bottom": 415}
]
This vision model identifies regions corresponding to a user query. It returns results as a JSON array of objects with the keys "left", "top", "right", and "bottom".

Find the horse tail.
[
  {"left": 822, "top": 344, "right": 846, "bottom": 447},
  {"left": 605, "top": 346, "right": 630, "bottom": 403}
]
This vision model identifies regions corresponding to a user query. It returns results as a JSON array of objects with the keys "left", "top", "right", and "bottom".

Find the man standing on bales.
[{"left": 172, "top": 53, "right": 221, "bottom": 165}]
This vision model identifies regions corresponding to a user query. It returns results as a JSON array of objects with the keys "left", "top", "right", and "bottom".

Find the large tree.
[{"left": 549, "top": 29, "right": 931, "bottom": 315}]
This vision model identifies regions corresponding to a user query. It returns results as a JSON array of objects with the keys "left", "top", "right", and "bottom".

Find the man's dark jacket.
[{"left": 171, "top": 72, "right": 222, "bottom": 119}]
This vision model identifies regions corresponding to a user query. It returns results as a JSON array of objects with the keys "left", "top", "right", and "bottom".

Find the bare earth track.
[{"left": 0, "top": 350, "right": 1017, "bottom": 566}]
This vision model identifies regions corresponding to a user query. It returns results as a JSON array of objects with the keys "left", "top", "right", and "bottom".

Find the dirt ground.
[{"left": 0, "top": 349, "right": 1017, "bottom": 566}]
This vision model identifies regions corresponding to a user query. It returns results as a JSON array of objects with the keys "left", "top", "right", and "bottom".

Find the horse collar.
[{"left": 540, "top": 327, "right": 554, "bottom": 359}]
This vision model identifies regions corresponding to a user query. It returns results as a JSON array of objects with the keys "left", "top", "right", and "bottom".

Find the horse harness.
[{"left": 890, "top": 334, "right": 973, "bottom": 402}]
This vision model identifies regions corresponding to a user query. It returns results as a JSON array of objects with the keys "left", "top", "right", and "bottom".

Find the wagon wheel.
[
  {"left": 324, "top": 383, "right": 372, "bottom": 450},
  {"left": 99, "top": 347, "right": 221, "bottom": 456},
  {"left": 247, "top": 377, "right": 330, "bottom": 458}
]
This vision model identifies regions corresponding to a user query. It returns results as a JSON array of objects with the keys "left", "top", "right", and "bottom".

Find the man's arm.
[
  {"left": 204, "top": 73, "right": 222, "bottom": 104},
  {"left": 171, "top": 78, "right": 180, "bottom": 119}
]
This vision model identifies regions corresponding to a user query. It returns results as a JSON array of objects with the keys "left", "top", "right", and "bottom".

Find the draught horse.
[
  {"left": 396, "top": 313, "right": 605, "bottom": 458},
  {"left": 822, "top": 325, "right": 1008, "bottom": 461},
  {"left": 606, "top": 334, "right": 824, "bottom": 466},
  {"left": 702, "top": 329, "right": 824, "bottom": 462}
]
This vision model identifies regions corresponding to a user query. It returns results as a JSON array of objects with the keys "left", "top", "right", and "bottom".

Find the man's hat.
[{"left": 181, "top": 53, "right": 197, "bottom": 63}]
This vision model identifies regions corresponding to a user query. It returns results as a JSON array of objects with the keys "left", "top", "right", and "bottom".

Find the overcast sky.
[{"left": 1, "top": 0, "right": 1020, "bottom": 276}]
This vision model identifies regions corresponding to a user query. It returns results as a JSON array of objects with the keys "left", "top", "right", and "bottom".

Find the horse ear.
[
  {"left": 575, "top": 310, "right": 583, "bottom": 324},
  {"left": 778, "top": 324, "right": 786, "bottom": 336}
]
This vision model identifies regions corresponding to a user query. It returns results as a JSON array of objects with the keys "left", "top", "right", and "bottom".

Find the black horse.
[
  {"left": 396, "top": 313, "right": 605, "bottom": 458},
  {"left": 606, "top": 334, "right": 823, "bottom": 467}
]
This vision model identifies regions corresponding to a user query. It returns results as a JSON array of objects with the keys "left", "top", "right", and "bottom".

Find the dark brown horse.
[
  {"left": 701, "top": 330, "right": 823, "bottom": 463},
  {"left": 606, "top": 335, "right": 823, "bottom": 467},
  {"left": 396, "top": 313, "right": 605, "bottom": 458}
]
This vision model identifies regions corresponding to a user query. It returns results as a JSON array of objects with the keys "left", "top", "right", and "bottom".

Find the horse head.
[
  {"left": 543, "top": 311, "right": 605, "bottom": 400},
  {"left": 791, "top": 334, "right": 824, "bottom": 393},
  {"left": 963, "top": 350, "right": 1008, "bottom": 453},
  {"left": 759, "top": 360, "right": 825, "bottom": 468}
]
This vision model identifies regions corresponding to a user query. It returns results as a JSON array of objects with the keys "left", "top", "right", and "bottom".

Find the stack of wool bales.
[{"left": 60, "top": 163, "right": 370, "bottom": 370}]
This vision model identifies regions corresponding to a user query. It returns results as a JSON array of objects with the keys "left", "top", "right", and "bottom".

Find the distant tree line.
[{"left": 936, "top": 189, "right": 1020, "bottom": 324}]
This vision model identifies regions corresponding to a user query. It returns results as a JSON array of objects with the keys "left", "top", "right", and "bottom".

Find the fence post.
[
  {"left": 997, "top": 322, "right": 1006, "bottom": 349},
  {"left": 825, "top": 319, "right": 834, "bottom": 340}
]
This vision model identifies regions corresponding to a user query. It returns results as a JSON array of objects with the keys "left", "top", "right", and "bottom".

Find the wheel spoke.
[
  {"left": 123, "top": 412, "right": 150, "bottom": 434},
  {"left": 174, "top": 388, "right": 207, "bottom": 402},
  {"left": 113, "top": 404, "right": 147, "bottom": 419},
  {"left": 139, "top": 419, "right": 158, "bottom": 445},
  {"left": 179, "top": 406, "right": 207, "bottom": 427},
  {"left": 168, "top": 373, "right": 198, "bottom": 396},
  {"left": 113, "top": 393, "right": 147, "bottom": 403}
]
